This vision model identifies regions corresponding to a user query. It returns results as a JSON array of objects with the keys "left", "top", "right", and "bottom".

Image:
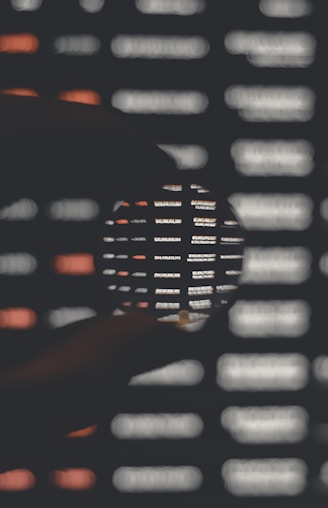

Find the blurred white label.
[
  {"left": 231, "top": 139, "right": 314, "bottom": 176},
  {"left": 53, "top": 35, "right": 101, "bottom": 55},
  {"left": 129, "top": 359, "right": 204, "bottom": 385},
  {"left": 113, "top": 466, "right": 203, "bottom": 492},
  {"left": 111, "top": 413, "right": 203, "bottom": 439},
  {"left": 0, "top": 253, "right": 38, "bottom": 275},
  {"left": 135, "top": 0, "right": 206, "bottom": 15},
  {"left": 320, "top": 462, "right": 328, "bottom": 485},
  {"left": 11, "top": 0, "right": 42, "bottom": 10},
  {"left": 79, "top": 0, "right": 104, "bottom": 12},
  {"left": 217, "top": 353, "right": 309, "bottom": 391},
  {"left": 225, "top": 85, "right": 315, "bottom": 121},
  {"left": 221, "top": 406, "right": 308, "bottom": 443},
  {"left": 46, "top": 199, "right": 99, "bottom": 221},
  {"left": 111, "top": 35, "right": 209, "bottom": 59},
  {"left": 319, "top": 253, "right": 328, "bottom": 276},
  {"left": 229, "top": 193, "right": 313, "bottom": 230},
  {"left": 320, "top": 197, "right": 328, "bottom": 222},
  {"left": 225, "top": 31, "right": 316, "bottom": 67},
  {"left": 222, "top": 458, "right": 307, "bottom": 496},
  {"left": 259, "top": 0, "right": 312, "bottom": 18},
  {"left": 0, "top": 198, "right": 38, "bottom": 220},
  {"left": 229, "top": 300, "right": 310, "bottom": 337},
  {"left": 312, "top": 356, "right": 328, "bottom": 383},
  {"left": 111, "top": 89, "right": 208, "bottom": 114},
  {"left": 241, "top": 247, "right": 311, "bottom": 284},
  {"left": 159, "top": 144, "right": 208, "bottom": 169},
  {"left": 45, "top": 307, "right": 97, "bottom": 328}
]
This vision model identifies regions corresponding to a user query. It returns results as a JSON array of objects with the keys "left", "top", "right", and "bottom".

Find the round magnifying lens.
[{"left": 97, "top": 182, "right": 245, "bottom": 332}]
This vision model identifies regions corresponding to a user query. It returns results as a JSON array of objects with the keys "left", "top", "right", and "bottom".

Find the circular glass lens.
[{"left": 97, "top": 182, "right": 245, "bottom": 331}]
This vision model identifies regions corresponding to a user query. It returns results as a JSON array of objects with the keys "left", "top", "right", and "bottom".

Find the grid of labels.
[
  {"left": 0, "top": 0, "right": 327, "bottom": 505},
  {"left": 99, "top": 183, "right": 244, "bottom": 323}
]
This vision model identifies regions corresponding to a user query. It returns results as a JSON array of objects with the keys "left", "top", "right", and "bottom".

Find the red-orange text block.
[
  {"left": 53, "top": 253, "right": 95, "bottom": 275},
  {"left": 0, "top": 33, "right": 39, "bottom": 53},
  {"left": 0, "top": 308, "right": 37, "bottom": 329}
]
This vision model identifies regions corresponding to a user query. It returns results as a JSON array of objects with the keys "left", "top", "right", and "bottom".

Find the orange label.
[
  {"left": 0, "top": 308, "right": 36, "bottom": 329},
  {"left": 0, "top": 33, "right": 39, "bottom": 53},
  {"left": 0, "top": 469, "right": 35, "bottom": 491},
  {"left": 50, "top": 468, "right": 96, "bottom": 490},
  {"left": 53, "top": 253, "right": 95, "bottom": 275},
  {"left": 57, "top": 89, "right": 101, "bottom": 105}
]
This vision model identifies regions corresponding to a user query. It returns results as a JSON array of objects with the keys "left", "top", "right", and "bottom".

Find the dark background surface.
[{"left": 0, "top": 0, "right": 327, "bottom": 506}]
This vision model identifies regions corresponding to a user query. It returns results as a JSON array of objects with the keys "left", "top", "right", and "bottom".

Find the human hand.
[{"left": 0, "top": 311, "right": 192, "bottom": 466}]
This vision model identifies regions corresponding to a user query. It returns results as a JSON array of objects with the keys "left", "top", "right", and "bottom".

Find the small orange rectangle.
[
  {"left": 0, "top": 88, "right": 39, "bottom": 97},
  {"left": 117, "top": 271, "right": 129, "bottom": 277},
  {"left": 0, "top": 470, "right": 35, "bottom": 492},
  {"left": 57, "top": 89, "right": 101, "bottom": 106},
  {"left": 116, "top": 219, "right": 129, "bottom": 224},
  {"left": 50, "top": 468, "right": 96, "bottom": 490},
  {"left": 0, "top": 308, "right": 37, "bottom": 329},
  {"left": 132, "top": 255, "right": 146, "bottom": 260},
  {"left": 137, "top": 302, "right": 149, "bottom": 308},
  {"left": 66, "top": 424, "right": 98, "bottom": 438},
  {"left": 122, "top": 301, "right": 132, "bottom": 307},
  {"left": 53, "top": 253, "right": 95, "bottom": 275},
  {"left": 0, "top": 33, "right": 39, "bottom": 53},
  {"left": 135, "top": 201, "right": 148, "bottom": 207}
]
